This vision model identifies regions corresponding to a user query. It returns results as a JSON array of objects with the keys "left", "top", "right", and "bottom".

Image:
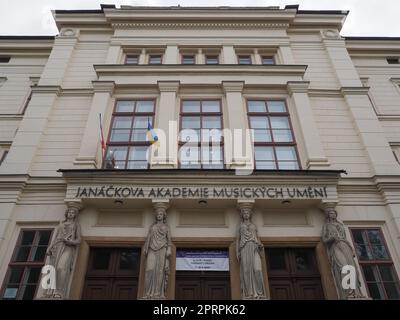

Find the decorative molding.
[
  {"left": 111, "top": 22, "right": 290, "bottom": 30},
  {"left": 321, "top": 29, "right": 342, "bottom": 40},
  {"left": 340, "top": 86, "right": 370, "bottom": 96},
  {"left": 31, "top": 85, "right": 62, "bottom": 95},
  {"left": 0, "top": 76, "right": 7, "bottom": 88},
  {"left": 59, "top": 28, "right": 79, "bottom": 37},
  {"left": 287, "top": 81, "right": 310, "bottom": 95},
  {"left": 92, "top": 80, "right": 115, "bottom": 94},
  {"left": 222, "top": 81, "right": 244, "bottom": 93},
  {"left": 157, "top": 80, "right": 180, "bottom": 92}
]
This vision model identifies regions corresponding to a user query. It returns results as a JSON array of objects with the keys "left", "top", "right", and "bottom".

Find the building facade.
[{"left": 0, "top": 5, "right": 400, "bottom": 300}]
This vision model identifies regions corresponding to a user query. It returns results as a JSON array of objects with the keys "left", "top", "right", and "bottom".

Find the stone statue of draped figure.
[
  {"left": 322, "top": 206, "right": 365, "bottom": 299},
  {"left": 142, "top": 202, "right": 171, "bottom": 299},
  {"left": 236, "top": 203, "right": 266, "bottom": 300},
  {"left": 43, "top": 203, "right": 81, "bottom": 299}
]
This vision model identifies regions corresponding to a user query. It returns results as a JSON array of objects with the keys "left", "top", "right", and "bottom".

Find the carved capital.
[
  {"left": 158, "top": 81, "right": 180, "bottom": 93},
  {"left": 222, "top": 81, "right": 244, "bottom": 93},
  {"left": 152, "top": 199, "right": 169, "bottom": 213},
  {"left": 65, "top": 200, "right": 83, "bottom": 213},
  {"left": 287, "top": 81, "right": 310, "bottom": 95},
  {"left": 92, "top": 81, "right": 115, "bottom": 94}
]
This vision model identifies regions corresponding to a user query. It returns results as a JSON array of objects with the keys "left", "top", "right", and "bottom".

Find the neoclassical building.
[{"left": 0, "top": 5, "right": 399, "bottom": 300}]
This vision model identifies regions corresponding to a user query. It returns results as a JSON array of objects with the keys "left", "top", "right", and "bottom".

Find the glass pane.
[
  {"left": 206, "top": 56, "right": 218, "bottom": 64},
  {"left": 110, "top": 129, "right": 130, "bottom": 142},
  {"left": 127, "top": 161, "right": 148, "bottom": 169},
  {"left": 113, "top": 117, "right": 132, "bottom": 129},
  {"left": 180, "top": 129, "right": 200, "bottom": 143},
  {"left": 21, "top": 231, "right": 35, "bottom": 245},
  {"left": 372, "top": 245, "right": 389, "bottom": 260},
  {"left": 113, "top": 161, "right": 126, "bottom": 169},
  {"left": 255, "top": 161, "right": 276, "bottom": 169},
  {"left": 252, "top": 129, "right": 272, "bottom": 142},
  {"left": 294, "top": 250, "right": 314, "bottom": 272},
  {"left": 248, "top": 101, "right": 266, "bottom": 113},
  {"left": 239, "top": 56, "right": 251, "bottom": 64},
  {"left": 8, "top": 267, "right": 24, "bottom": 284},
  {"left": 275, "top": 147, "right": 297, "bottom": 161},
  {"left": 21, "top": 285, "right": 37, "bottom": 300},
  {"left": 267, "top": 101, "right": 286, "bottom": 112},
  {"left": 182, "top": 116, "right": 200, "bottom": 129},
  {"left": 262, "top": 57, "right": 274, "bottom": 65},
  {"left": 179, "top": 145, "right": 199, "bottom": 164},
  {"left": 3, "top": 286, "right": 19, "bottom": 299},
  {"left": 273, "top": 129, "right": 293, "bottom": 142},
  {"left": 15, "top": 246, "right": 30, "bottom": 262},
  {"left": 202, "top": 116, "right": 221, "bottom": 129},
  {"left": 202, "top": 146, "right": 223, "bottom": 164},
  {"left": 355, "top": 244, "right": 373, "bottom": 260},
  {"left": 278, "top": 161, "right": 299, "bottom": 170},
  {"left": 255, "top": 147, "right": 275, "bottom": 160},
  {"left": 202, "top": 100, "right": 220, "bottom": 113},
  {"left": 149, "top": 56, "right": 161, "bottom": 64},
  {"left": 379, "top": 265, "right": 396, "bottom": 282},
  {"left": 136, "top": 100, "right": 154, "bottom": 113},
  {"left": 119, "top": 250, "right": 139, "bottom": 270},
  {"left": 268, "top": 249, "right": 286, "bottom": 270},
  {"left": 133, "top": 116, "right": 148, "bottom": 129},
  {"left": 116, "top": 101, "right": 135, "bottom": 113},
  {"left": 352, "top": 229, "right": 369, "bottom": 246},
  {"left": 26, "top": 267, "right": 41, "bottom": 284},
  {"left": 38, "top": 231, "right": 51, "bottom": 246},
  {"left": 126, "top": 56, "right": 138, "bottom": 64},
  {"left": 131, "top": 129, "right": 147, "bottom": 142},
  {"left": 249, "top": 116, "right": 269, "bottom": 129},
  {"left": 202, "top": 129, "right": 222, "bottom": 143},
  {"left": 92, "top": 249, "right": 112, "bottom": 270},
  {"left": 182, "top": 56, "right": 194, "bottom": 64},
  {"left": 367, "top": 282, "right": 385, "bottom": 300},
  {"left": 270, "top": 117, "right": 290, "bottom": 129},
  {"left": 367, "top": 230, "right": 385, "bottom": 245},
  {"left": 106, "top": 147, "right": 128, "bottom": 161},
  {"left": 182, "top": 101, "right": 200, "bottom": 113},
  {"left": 31, "top": 246, "right": 47, "bottom": 262},
  {"left": 362, "top": 265, "right": 378, "bottom": 282},
  {"left": 129, "top": 146, "right": 148, "bottom": 161},
  {"left": 384, "top": 283, "right": 400, "bottom": 300}
]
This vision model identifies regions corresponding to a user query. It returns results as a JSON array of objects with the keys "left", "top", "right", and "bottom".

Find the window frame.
[
  {"left": 238, "top": 55, "right": 252, "bottom": 65},
  {"left": 205, "top": 55, "right": 219, "bottom": 65},
  {"left": 125, "top": 55, "right": 139, "bottom": 65},
  {"left": 181, "top": 54, "right": 195, "bottom": 65},
  {"left": 103, "top": 99, "right": 156, "bottom": 169},
  {"left": 349, "top": 227, "right": 400, "bottom": 300},
  {"left": 1, "top": 228, "right": 53, "bottom": 300},
  {"left": 179, "top": 98, "right": 225, "bottom": 169},
  {"left": 246, "top": 98, "right": 301, "bottom": 170},
  {"left": 261, "top": 56, "right": 275, "bottom": 65},
  {"left": 148, "top": 54, "right": 163, "bottom": 65}
]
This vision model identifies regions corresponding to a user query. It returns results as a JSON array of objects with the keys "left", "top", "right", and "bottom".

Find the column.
[
  {"left": 222, "top": 81, "right": 253, "bottom": 170},
  {"left": 287, "top": 81, "right": 330, "bottom": 169},
  {"left": 236, "top": 200, "right": 268, "bottom": 299},
  {"left": 164, "top": 45, "right": 179, "bottom": 64},
  {"left": 37, "top": 200, "right": 83, "bottom": 299},
  {"left": 321, "top": 202, "right": 368, "bottom": 300},
  {"left": 253, "top": 49, "right": 262, "bottom": 65},
  {"left": 142, "top": 200, "right": 171, "bottom": 299},
  {"left": 196, "top": 49, "right": 204, "bottom": 64},
  {"left": 222, "top": 45, "right": 236, "bottom": 64},
  {"left": 74, "top": 81, "right": 115, "bottom": 168},
  {"left": 151, "top": 81, "right": 180, "bottom": 169},
  {"left": 139, "top": 49, "right": 147, "bottom": 65}
]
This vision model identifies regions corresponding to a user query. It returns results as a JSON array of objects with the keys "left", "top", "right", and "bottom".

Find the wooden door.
[
  {"left": 82, "top": 247, "right": 141, "bottom": 300},
  {"left": 266, "top": 248, "right": 324, "bottom": 300}
]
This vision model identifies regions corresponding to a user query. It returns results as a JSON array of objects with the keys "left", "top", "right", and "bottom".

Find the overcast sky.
[{"left": 0, "top": 0, "right": 399, "bottom": 36}]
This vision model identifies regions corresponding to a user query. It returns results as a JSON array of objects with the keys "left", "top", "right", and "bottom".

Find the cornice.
[
  {"left": 111, "top": 22, "right": 290, "bottom": 29},
  {"left": 287, "top": 81, "right": 310, "bottom": 95}
]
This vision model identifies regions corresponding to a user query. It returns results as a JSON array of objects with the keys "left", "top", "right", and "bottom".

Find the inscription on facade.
[{"left": 73, "top": 185, "right": 329, "bottom": 200}]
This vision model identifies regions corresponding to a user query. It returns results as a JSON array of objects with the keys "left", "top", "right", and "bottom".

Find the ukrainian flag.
[{"left": 147, "top": 118, "right": 159, "bottom": 146}]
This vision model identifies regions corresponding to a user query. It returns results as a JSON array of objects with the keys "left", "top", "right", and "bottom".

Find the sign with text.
[
  {"left": 176, "top": 250, "right": 229, "bottom": 271},
  {"left": 71, "top": 185, "right": 331, "bottom": 200}
]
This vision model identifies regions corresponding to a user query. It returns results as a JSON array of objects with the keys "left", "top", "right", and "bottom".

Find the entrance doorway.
[
  {"left": 175, "top": 248, "right": 231, "bottom": 300},
  {"left": 82, "top": 247, "right": 141, "bottom": 300},
  {"left": 266, "top": 247, "right": 324, "bottom": 300}
]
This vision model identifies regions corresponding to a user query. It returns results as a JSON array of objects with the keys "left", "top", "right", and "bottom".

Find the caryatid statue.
[
  {"left": 236, "top": 202, "right": 266, "bottom": 299},
  {"left": 43, "top": 202, "right": 82, "bottom": 299},
  {"left": 142, "top": 202, "right": 172, "bottom": 299},
  {"left": 322, "top": 204, "right": 365, "bottom": 299}
]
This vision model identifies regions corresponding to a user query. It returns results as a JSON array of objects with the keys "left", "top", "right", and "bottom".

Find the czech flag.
[{"left": 147, "top": 118, "right": 159, "bottom": 146}]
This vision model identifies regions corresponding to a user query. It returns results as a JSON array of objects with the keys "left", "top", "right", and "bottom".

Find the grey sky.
[{"left": 0, "top": 0, "right": 399, "bottom": 36}]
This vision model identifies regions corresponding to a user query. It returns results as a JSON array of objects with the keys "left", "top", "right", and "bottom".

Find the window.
[
  {"left": 387, "top": 57, "right": 400, "bottom": 64},
  {"left": 0, "top": 56, "right": 10, "bottom": 63},
  {"left": 238, "top": 55, "right": 252, "bottom": 65},
  {"left": 104, "top": 100, "right": 155, "bottom": 169},
  {"left": 205, "top": 55, "right": 219, "bottom": 65},
  {"left": 1, "top": 229, "right": 53, "bottom": 300},
  {"left": 182, "top": 55, "right": 195, "bottom": 65},
  {"left": 179, "top": 99, "right": 223, "bottom": 169},
  {"left": 350, "top": 228, "right": 400, "bottom": 300},
  {"left": 126, "top": 55, "right": 139, "bottom": 65},
  {"left": 149, "top": 55, "right": 162, "bottom": 65},
  {"left": 247, "top": 100, "right": 300, "bottom": 170},
  {"left": 0, "top": 149, "right": 8, "bottom": 166},
  {"left": 261, "top": 56, "right": 275, "bottom": 65}
]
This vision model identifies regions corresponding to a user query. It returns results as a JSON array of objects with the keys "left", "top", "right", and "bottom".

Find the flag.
[
  {"left": 147, "top": 118, "right": 159, "bottom": 146},
  {"left": 99, "top": 114, "right": 106, "bottom": 156}
]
